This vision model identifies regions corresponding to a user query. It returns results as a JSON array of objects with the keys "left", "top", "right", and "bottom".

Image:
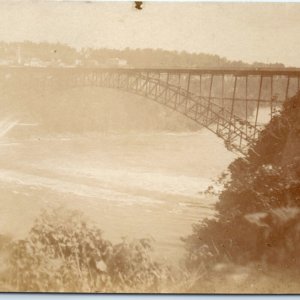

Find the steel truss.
[
  {"left": 63, "top": 68, "right": 300, "bottom": 155},
  {"left": 2, "top": 66, "right": 299, "bottom": 156}
]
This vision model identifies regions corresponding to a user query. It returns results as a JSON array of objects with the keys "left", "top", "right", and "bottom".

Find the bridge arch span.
[
  {"left": 4, "top": 66, "right": 300, "bottom": 155},
  {"left": 62, "top": 69, "right": 258, "bottom": 155}
]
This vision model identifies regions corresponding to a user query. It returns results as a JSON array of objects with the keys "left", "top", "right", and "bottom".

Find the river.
[{"left": 0, "top": 128, "right": 236, "bottom": 263}]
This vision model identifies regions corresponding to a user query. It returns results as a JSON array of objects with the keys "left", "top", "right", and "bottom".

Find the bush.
[{"left": 0, "top": 208, "right": 171, "bottom": 292}]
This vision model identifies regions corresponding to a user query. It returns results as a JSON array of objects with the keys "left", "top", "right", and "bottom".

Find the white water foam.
[{"left": 0, "top": 118, "right": 18, "bottom": 138}]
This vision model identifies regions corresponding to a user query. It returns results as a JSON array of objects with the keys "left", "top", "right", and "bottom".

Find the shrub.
[{"left": 0, "top": 207, "right": 170, "bottom": 292}]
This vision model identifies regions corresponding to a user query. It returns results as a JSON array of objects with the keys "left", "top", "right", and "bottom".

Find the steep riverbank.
[
  {"left": 183, "top": 92, "right": 300, "bottom": 292},
  {"left": 1, "top": 85, "right": 199, "bottom": 139}
]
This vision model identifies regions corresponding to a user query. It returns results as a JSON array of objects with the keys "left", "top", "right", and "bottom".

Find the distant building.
[
  {"left": 75, "top": 59, "right": 82, "bottom": 67},
  {"left": 24, "top": 58, "right": 46, "bottom": 67},
  {"left": 17, "top": 45, "right": 22, "bottom": 65},
  {"left": 107, "top": 58, "right": 128, "bottom": 67},
  {"left": 0, "top": 59, "right": 12, "bottom": 66},
  {"left": 84, "top": 59, "right": 100, "bottom": 67}
]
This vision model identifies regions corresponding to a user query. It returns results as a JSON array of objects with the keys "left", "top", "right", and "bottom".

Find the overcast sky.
[{"left": 0, "top": 1, "right": 300, "bottom": 66}]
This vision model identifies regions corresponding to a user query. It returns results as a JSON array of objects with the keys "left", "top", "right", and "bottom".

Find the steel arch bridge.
[{"left": 3, "top": 67, "right": 300, "bottom": 155}]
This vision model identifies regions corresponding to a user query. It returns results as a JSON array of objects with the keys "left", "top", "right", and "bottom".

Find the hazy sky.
[{"left": 0, "top": 1, "right": 300, "bottom": 66}]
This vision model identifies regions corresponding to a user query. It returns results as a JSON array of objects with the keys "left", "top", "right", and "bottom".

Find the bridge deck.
[{"left": 2, "top": 66, "right": 300, "bottom": 76}]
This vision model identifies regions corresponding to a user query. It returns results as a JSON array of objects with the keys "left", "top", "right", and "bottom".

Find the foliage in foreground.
[
  {"left": 184, "top": 92, "right": 300, "bottom": 272},
  {"left": 0, "top": 208, "right": 171, "bottom": 292}
]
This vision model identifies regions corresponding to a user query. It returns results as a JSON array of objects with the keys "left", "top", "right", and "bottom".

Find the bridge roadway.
[{"left": 1, "top": 66, "right": 300, "bottom": 155}]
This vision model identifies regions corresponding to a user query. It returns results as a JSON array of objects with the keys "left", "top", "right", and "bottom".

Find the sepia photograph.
[{"left": 0, "top": 0, "right": 300, "bottom": 294}]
